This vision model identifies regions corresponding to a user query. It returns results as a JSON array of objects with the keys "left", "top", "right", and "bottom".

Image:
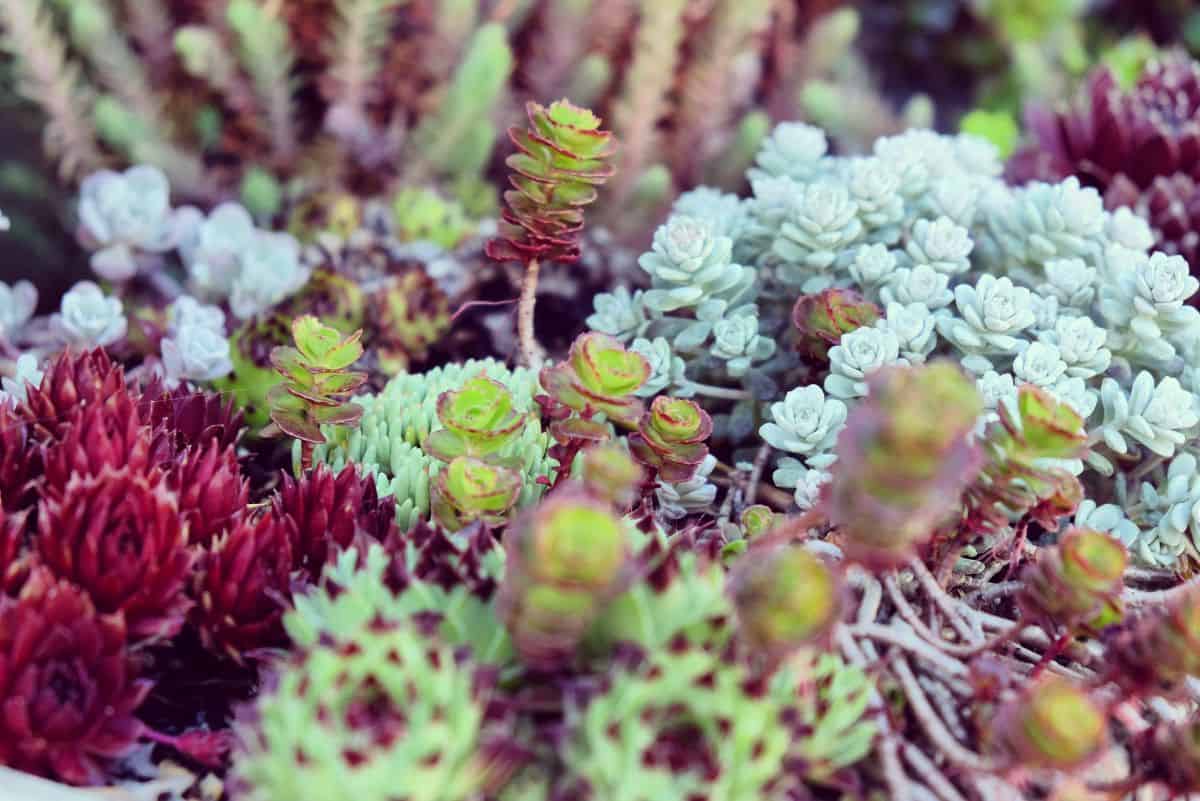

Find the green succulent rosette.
[
  {"left": 540, "top": 332, "right": 650, "bottom": 427},
  {"left": 498, "top": 489, "right": 630, "bottom": 668},
  {"left": 629, "top": 396, "right": 713, "bottom": 482},
  {"left": 580, "top": 443, "right": 642, "bottom": 509},
  {"left": 729, "top": 545, "right": 842, "bottom": 653},
  {"left": 993, "top": 677, "right": 1106, "bottom": 771},
  {"left": 267, "top": 316, "right": 367, "bottom": 444},
  {"left": 1020, "top": 527, "right": 1127, "bottom": 629},
  {"left": 424, "top": 376, "right": 529, "bottom": 461},
  {"left": 1012, "top": 384, "right": 1088, "bottom": 461},
  {"left": 431, "top": 455, "right": 523, "bottom": 531}
]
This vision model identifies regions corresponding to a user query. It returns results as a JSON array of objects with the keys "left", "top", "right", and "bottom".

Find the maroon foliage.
[
  {"left": 193, "top": 510, "right": 296, "bottom": 662},
  {"left": 0, "top": 569, "right": 150, "bottom": 784},
  {"left": 18, "top": 348, "right": 127, "bottom": 443},
  {"left": 167, "top": 441, "right": 249, "bottom": 548},
  {"left": 37, "top": 468, "right": 194, "bottom": 643}
]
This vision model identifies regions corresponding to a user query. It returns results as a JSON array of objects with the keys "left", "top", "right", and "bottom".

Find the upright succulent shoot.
[
  {"left": 486, "top": 100, "right": 615, "bottom": 366},
  {"left": 264, "top": 315, "right": 367, "bottom": 471}
]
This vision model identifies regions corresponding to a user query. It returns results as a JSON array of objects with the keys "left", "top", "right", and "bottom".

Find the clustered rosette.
[
  {"left": 1009, "top": 51, "right": 1200, "bottom": 270},
  {"left": 0, "top": 570, "right": 150, "bottom": 784}
]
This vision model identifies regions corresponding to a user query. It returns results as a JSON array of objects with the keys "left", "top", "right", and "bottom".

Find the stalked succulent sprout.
[{"left": 991, "top": 676, "right": 1107, "bottom": 771}]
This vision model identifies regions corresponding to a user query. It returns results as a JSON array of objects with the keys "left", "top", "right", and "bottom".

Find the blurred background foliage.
[{"left": 1, "top": 0, "right": 1198, "bottom": 297}]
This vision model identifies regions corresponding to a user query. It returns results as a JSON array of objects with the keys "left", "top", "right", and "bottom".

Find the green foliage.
[
  {"left": 266, "top": 315, "right": 367, "bottom": 445},
  {"left": 233, "top": 620, "right": 496, "bottom": 801},
  {"left": 540, "top": 333, "right": 650, "bottom": 427},
  {"left": 412, "top": 22, "right": 514, "bottom": 189},
  {"left": 959, "top": 108, "right": 1020, "bottom": 159},
  {"left": 432, "top": 456, "right": 524, "bottom": 531},
  {"left": 628, "top": 396, "right": 713, "bottom": 482},
  {"left": 308, "top": 359, "right": 557, "bottom": 530},
  {"left": 391, "top": 186, "right": 473, "bottom": 249},
  {"left": 424, "top": 376, "right": 529, "bottom": 461},
  {"left": 227, "top": 0, "right": 297, "bottom": 159}
]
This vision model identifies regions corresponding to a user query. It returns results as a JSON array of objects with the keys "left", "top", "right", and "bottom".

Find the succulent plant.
[
  {"left": 991, "top": 676, "right": 1107, "bottom": 771},
  {"left": 193, "top": 509, "right": 297, "bottom": 662},
  {"left": 1019, "top": 527, "right": 1128, "bottom": 630},
  {"left": 0, "top": 568, "right": 149, "bottom": 785},
  {"left": 166, "top": 440, "right": 249, "bottom": 548},
  {"left": 431, "top": 456, "right": 524, "bottom": 532},
  {"left": 36, "top": 467, "right": 193, "bottom": 643},
  {"left": 76, "top": 165, "right": 181, "bottom": 281},
  {"left": 792, "top": 287, "right": 882, "bottom": 360},
  {"left": 265, "top": 315, "right": 367, "bottom": 470},
  {"left": 628, "top": 396, "right": 714, "bottom": 483},
  {"left": 541, "top": 332, "right": 650, "bottom": 427},
  {"left": 233, "top": 619, "right": 498, "bottom": 801},
  {"left": 1010, "top": 51, "right": 1200, "bottom": 270},
  {"left": 273, "top": 463, "right": 395, "bottom": 580},
  {"left": 825, "top": 362, "right": 984, "bottom": 567},
  {"left": 1110, "top": 583, "right": 1200, "bottom": 693},
  {"left": 39, "top": 393, "right": 163, "bottom": 494},
  {"left": 51, "top": 280, "right": 127, "bottom": 348},
  {"left": 487, "top": 100, "right": 615, "bottom": 265},
  {"left": 423, "top": 376, "right": 529, "bottom": 462}
]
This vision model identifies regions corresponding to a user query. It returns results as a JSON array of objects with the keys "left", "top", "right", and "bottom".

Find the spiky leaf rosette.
[
  {"left": 486, "top": 100, "right": 615, "bottom": 264},
  {"left": 825, "top": 362, "right": 984, "bottom": 568},
  {"left": 167, "top": 440, "right": 249, "bottom": 548},
  {"left": 232, "top": 621, "right": 498, "bottom": 801},
  {"left": 18, "top": 348, "right": 127, "bottom": 443},
  {"left": 139, "top": 381, "right": 246, "bottom": 453},
  {"left": 1, "top": 508, "right": 30, "bottom": 595},
  {"left": 40, "top": 394, "right": 166, "bottom": 497},
  {"left": 0, "top": 569, "right": 150, "bottom": 785},
  {"left": 1009, "top": 51, "right": 1200, "bottom": 266},
  {"left": 267, "top": 315, "right": 367, "bottom": 445},
  {"left": 37, "top": 467, "right": 194, "bottom": 643},
  {"left": 991, "top": 676, "right": 1107, "bottom": 771},
  {"left": 273, "top": 463, "right": 396, "bottom": 580},
  {"left": 0, "top": 400, "right": 40, "bottom": 512},
  {"left": 193, "top": 509, "right": 296, "bottom": 662}
]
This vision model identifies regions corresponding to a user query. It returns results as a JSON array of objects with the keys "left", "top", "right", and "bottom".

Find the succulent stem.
[{"left": 517, "top": 257, "right": 543, "bottom": 367}]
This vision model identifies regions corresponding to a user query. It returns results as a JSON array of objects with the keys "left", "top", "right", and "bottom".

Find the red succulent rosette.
[
  {"left": 18, "top": 348, "right": 128, "bottom": 443},
  {"left": 0, "top": 399, "right": 40, "bottom": 513},
  {"left": 193, "top": 509, "right": 296, "bottom": 662},
  {"left": 273, "top": 463, "right": 395, "bottom": 580},
  {"left": 40, "top": 394, "right": 166, "bottom": 496},
  {"left": 167, "top": 440, "right": 249, "bottom": 548},
  {"left": 1, "top": 507, "right": 30, "bottom": 595},
  {"left": 37, "top": 467, "right": 194, "bottom": 643},
  {"left": 792, "top": 288, "right": 882, "bottom": 360},
  {"left": 0, "top": 568, "right": 150, "bottom": 784},
  {"left": 139, "top": 381, "right": 246, "bottom": 453}
]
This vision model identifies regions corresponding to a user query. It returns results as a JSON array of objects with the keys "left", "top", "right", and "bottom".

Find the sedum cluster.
[
  {"left": 593, "top": 120, "right": 1200, "bottom": 569},
  {"left": 307, "top": 359, "right": 558, "bottom": 531}
]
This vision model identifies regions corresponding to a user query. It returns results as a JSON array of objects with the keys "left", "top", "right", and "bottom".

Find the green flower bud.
[
  {"left": 828, "top": 362, "right": 983, "bottom": 567},
  {"left": 424, "top": 376, "right": 528, "bottom": 461},
  {"left": 524, "top": 495, "right": 628, "bottom": 591},
  {"left": 730, "top": 545, "right": 842, "bottom": 653},
  {"left": 739, "top": 505, "right": 779, "bottom": 540},
  {"left": 629, "top": 396, "right": 713, "bottom": 482},
  {"left": 792, "top": 288, "right": 881, "bottom": 360},
  {"left": 1020, "top": 528, "right": 1127, "bottom": 629},
  {"left": 431, "top": 456, "right": 522, "bottom": 531},
  {"left": 994, "top": 677, "right": 1106, "bottom": 770},
  {"left": 581, "top": 444, "right": 642, "bottom": 508}
]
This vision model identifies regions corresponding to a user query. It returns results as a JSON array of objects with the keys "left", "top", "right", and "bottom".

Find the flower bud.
[
  {"left": 827, "top": 362, "right": 983, "bottom": 567},
  {"left": 730, "top": 545, "right": 842, "bottom": 653},
  {"left": 739, "top": 505, "right": 779, "bottom": 539},
  {"left": 992, "top": 676, "right": 1106, "bottom": 770},
  {"left": 792, "top": 288, "right": 881, "bottom": 359},
  {"left": 1019, "top": 528, "right": 1127, "bottom": 629}
]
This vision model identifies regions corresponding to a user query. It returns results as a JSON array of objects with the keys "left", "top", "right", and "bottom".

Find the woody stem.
[{"left": 517, "top": 258, "right": 543, "bottom": 368}]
